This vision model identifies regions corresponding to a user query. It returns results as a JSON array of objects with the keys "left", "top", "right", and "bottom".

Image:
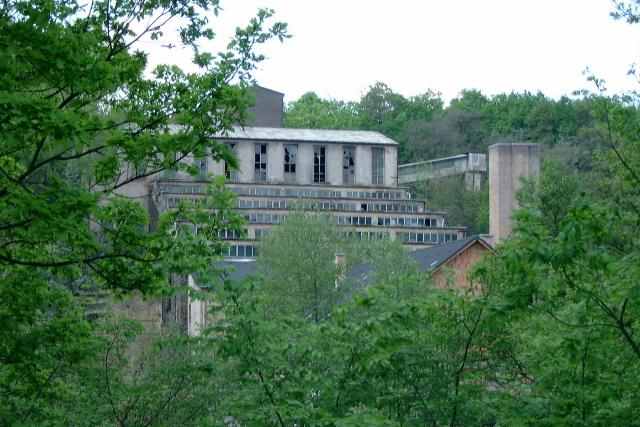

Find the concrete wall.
[
  {"left": 385, "top": 145, "right": 398, "bottom": 187},
  {"left": 489, "top": 143, "right": 540, "bottom": 242},
  {"left": 326, "top": 144, "right": 342, "bottom": 185},
  {"left": 220, "top": 140, "right": 397, "bottom": 187}
]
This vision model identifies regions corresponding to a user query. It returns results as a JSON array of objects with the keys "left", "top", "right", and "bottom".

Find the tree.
[
  {"left": 57, "top": 318, "right": 230, "bottom": 427},
  {"left": 0, "top": 0, "right": 287, "bottom": 423},
  {"left": 284, "top": 92, "right": 361, "bottom": 130},
  {"left": 255, "top": 211, "right": 364, "bottom": 322},
  {"left": 214, "top": 249, "right": 505, "bottom": 426},
  {"left": 478, "top": 94, "right": 640, "bottom": 423}
]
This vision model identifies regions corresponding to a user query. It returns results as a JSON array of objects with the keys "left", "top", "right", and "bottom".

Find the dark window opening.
[
  {"left": 255, "top": 144, "right": 267, "bottom": 181},
  {"left": 314, "top": 146, "right": 326, "bottom": 183},
  {"left": 284, "top": 144, "right": 297, "bottom": 183},
  {"left": 342, "top": 146, "right": 355, "bottom": 184}
]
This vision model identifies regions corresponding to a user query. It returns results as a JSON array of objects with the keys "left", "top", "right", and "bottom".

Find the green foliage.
[
  {"left": 411, "top": 176, "right": 489, "bottom": 234},
  {"left": 478, "top": 90, "right": 640, "bottom": 423},
  {"left": 284, "top": 92, "right": 361, "bottom": 130},
  {"left": 213, "top": 271, "right": 504, "bottom": 426},
  {"left": 0, "top": 0, "right": 286, "bottom": 423},
  {"left": 61, "top": 319, "right": 227, "bottom": 427},
  {"left": 256, "top": 211, "right": 365, "bottom": 322}
]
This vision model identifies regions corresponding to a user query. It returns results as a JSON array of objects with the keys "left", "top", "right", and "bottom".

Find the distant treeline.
[
  {"left": 284, "top": 82, "right": 639, "bottom": 234},
  {"left": 284, "top": 82, "right": 631, "bottom": 166}
]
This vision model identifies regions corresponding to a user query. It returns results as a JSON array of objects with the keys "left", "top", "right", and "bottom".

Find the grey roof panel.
[
  {"left": 215, "top": 127, "right": 398, "bottom": 146},
  {"left": 213, "top": 259, "right": 258, "bottom": 282},
  {"left": 408, "top": 235, "right": 482, "bottom": 271}
]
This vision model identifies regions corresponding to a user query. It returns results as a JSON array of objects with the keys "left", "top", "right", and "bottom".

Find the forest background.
[{"left": 283, "top": 82, "right": 611, "bottom": 234}]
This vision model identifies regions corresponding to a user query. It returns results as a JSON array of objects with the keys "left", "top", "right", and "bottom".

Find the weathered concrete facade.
[
  {"left": 209, "top": 127, "right": 399, "bottom": 188},
  {"left": 488, "top": 142, "right": 540, "bottom": 242}
]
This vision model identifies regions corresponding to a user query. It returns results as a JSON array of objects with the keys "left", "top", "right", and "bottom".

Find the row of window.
[
  {"left": 367, "top": 203, "right": 421, "bottom": 213},
  {"left": 226, "top": 244, "right": 258, "bottom": 258},
  {"left": 337, "top": 216, "right": 444, "bottom": 229},
  {"left": 159, "top": 184, "right": 205, "bottom": 194},
  {"left": 402, "top": 233, "right": 458, "bottom": 244},
  {"left": 163, "top": 144, "right": 387, "bottom": 186},
  {"left": 159, "top": 184, "right": 409, "bottom": 201},
  {"left": 243, "top": 212, "right": 447, "bottom": 229},
  {"left": 250, "top": 144, "right": 385, "bottom": 185},
  {"left": 231, "top": 186, "right": 407, "bottom": 200},
  {"left": 164, "top": 197, "right": 443, "bottom": 229},
  {"left": 244, "top": 213, "right": 284, "bottom": 224},
  {"left": 378, "top": 217, "right": 440, "bottom": 227},
  {"left": 219, "top": 229, "right": 244, "bottom": 239},
  {"left": 345, "top": 190, "right": 405, "bottom": 200},
  {"left": 238, "top": 199, "right": 422, "bottom": 213},
  {"left": 341, "top": 231, "right": 389, "bottom": 240},
  {"left": 337, "top": 216, "right": 373, "bottom": 226},
  {"left": 254, "top": 228, "right": 268, "bottom": 239},
  {"left": 225, "top": 234, "right": 457, "bottom": 251},
  {"left": 166, "top": 196, "right": 198, "bottom": 208}
]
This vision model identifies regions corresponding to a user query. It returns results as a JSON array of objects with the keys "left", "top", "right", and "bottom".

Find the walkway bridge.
[{"left": 397, "top": 153, "right": 487, "bottom": 189}]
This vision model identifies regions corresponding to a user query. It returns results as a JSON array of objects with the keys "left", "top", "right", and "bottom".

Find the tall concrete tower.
[{"left": 489, "top": 143, "right": 540, "bottom": 242}]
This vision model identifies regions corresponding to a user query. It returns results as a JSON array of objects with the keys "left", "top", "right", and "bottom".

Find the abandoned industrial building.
[
  {"left": 115, "top": 87, "right": 540, "bottom": 335},
  {"left": 151, "top": 87, "right": 467, "bottom": 258}
]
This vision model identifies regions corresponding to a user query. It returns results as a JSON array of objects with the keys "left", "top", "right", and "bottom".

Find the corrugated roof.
[{"left": 215, "top": 127, "right": 398, "bottom": 146}]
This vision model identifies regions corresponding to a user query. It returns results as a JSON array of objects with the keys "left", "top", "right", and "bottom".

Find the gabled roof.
[
  {"left": 216, "top": 127, "right": 398, "bottom": 146},
  {"left": 409, "top": 235, "right": 493, "bottom": 271},
  {"left": 345, "top": 235, "right": 493, "bottom": 289}
]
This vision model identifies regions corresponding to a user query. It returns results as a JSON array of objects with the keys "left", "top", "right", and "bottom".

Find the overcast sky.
[{"left": 144, "top": 0, "right": 640, "bottom": 104}]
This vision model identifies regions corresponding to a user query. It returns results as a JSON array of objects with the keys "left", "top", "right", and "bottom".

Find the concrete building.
[
  {"left": 153, "top": 133, "right": 465, "bottom": 255},
  {"left": 247, "top": 86, "right": 284, "bottom": 127},
  {"left": 150, "top": 89, "right": 468, "bottom": 257}
]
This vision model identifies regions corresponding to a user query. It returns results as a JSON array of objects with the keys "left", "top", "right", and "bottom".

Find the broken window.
[
  {"left": 195, "top": 156, "right": 207, "bottom": 179},
  {"left": 254, "top": 144, "right": 267, "bottom": 182},
  {"left": 284, "top": 144, "right": 297, "bottom": 183},
  {"left": 342, "top": 146, "right": 355, "bottom": 184},
  {"left": 225, "top": 144, "right": 238, "bottom": 181},
  {"left": 313, "top": 146, "right": 326, "bottom": 183}
]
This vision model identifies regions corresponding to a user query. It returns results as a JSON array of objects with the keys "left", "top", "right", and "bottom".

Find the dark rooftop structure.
[
  {"left": 214, "top": 259, "right": 257, "bottom": 283},
  {"left": 247, "top": 86, "right": 284, "bottom": 128}
]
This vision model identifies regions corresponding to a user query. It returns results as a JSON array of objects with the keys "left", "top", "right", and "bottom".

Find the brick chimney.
[{"left": 489, "top": 143, "right": 540, "bottom": 243}]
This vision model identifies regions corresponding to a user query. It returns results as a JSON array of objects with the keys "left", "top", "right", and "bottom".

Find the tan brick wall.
[{"left": 430, "top": 242, "right": 488, "bottom": 292}]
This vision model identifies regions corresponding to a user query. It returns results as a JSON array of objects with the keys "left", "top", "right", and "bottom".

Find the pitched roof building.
[{"left": 346, "top": 235, "right": 494, "bottom": 293}]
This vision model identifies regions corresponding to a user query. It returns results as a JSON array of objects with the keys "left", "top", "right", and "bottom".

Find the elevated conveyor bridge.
[{"left": 398, "top": 153, "right": 486, "bottom": 189}]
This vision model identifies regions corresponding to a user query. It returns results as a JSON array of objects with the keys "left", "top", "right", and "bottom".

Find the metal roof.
[
  {"left": 215, "top": 127, "right": 398, "bottom": 146},
  {"left": 408, "top": 235, "right": 492, "bottom": 271}
]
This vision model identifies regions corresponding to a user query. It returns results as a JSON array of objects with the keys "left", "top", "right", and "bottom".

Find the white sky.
[{"left": 143, "top": 0, "right": 640, "bottom": 105}]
